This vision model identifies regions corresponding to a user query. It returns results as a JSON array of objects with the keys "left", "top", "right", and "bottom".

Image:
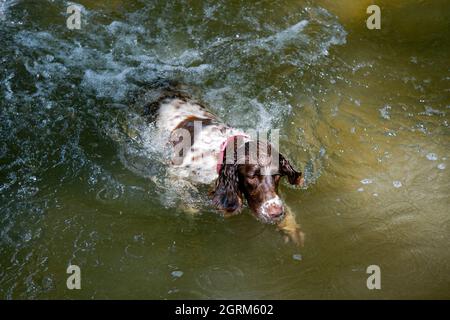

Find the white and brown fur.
[{"left": 139, "top": 82, "right": 304, "bottom": 245}]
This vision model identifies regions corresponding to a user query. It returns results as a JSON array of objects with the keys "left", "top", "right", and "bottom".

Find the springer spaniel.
[{"left": 139, "top": 82, "right": 304, "bottom": 245}]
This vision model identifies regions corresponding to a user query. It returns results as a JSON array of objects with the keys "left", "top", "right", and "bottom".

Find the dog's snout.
[
  {"left": 268, "top": 205, "right": 284, "bottom": 218},
  {"left": 260, "top": 196, "right": 285, "bottom": 220}
]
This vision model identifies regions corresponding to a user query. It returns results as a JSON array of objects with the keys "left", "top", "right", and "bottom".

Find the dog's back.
[
  {"left": 138, "top": 81, "right": 247, "bottom": 184},
  {"left": 132, "top": 82, "right": 304, "bottom": 245}
]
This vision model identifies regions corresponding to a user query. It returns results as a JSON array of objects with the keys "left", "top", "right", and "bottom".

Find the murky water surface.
[{"left": 0, "top": 0, "right": 449, "bottom": 299}]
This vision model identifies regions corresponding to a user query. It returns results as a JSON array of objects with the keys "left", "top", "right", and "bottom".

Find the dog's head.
[{"left": 212, "top": 140, "right": 302, "bottom": 223}]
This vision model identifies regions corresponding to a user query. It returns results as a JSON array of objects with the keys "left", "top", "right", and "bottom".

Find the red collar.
[{"left": 216, "top": 134, "right": 249, "bottom": 174}]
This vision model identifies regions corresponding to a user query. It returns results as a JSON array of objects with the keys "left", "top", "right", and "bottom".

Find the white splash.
[
  {"left": 0, "top": 0, "right": 18, "bottom": 21},
  {"left": 262, "top": 20, "right": 309, "bottom": 48}
]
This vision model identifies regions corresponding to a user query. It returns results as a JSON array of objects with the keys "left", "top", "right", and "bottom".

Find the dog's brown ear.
[
  {"left": 279, "top": 154, "right": 302, "bottom": 185},
  {"left": 212, "top": 164, "right": 243, "bottom": 214}
]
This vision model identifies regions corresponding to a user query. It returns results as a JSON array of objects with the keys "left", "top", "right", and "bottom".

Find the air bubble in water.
[
  {"left": 426, "top": 153, "right": 438, "bottom": 161},
  {"left": 292, "top": 254, "right": 302, "bottom": 261},
  {"left": 171, "top": 271, "right": 184, "bottom": 278},
  {"left": 379, "top": 105, "right": 391, "bottom": 120},
  {"left": 393, "top": 181, "right": 402, "bottom": 188}
]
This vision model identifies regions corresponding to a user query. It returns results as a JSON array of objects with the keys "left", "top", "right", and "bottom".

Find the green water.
[{"left": 0, "top": 0, "right": 449, "bottom": 299}]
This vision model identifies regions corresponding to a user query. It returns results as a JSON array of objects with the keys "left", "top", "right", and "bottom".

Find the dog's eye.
[
  {"left": 246, "top": 172, "right": 259, "bottom": 180},
  {"left": 247, "top": 170, "right": 260, "bottom": 178}
]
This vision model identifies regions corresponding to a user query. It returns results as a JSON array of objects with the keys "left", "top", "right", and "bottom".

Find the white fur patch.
[
  {"left": 260, "top": 196, "right": 283, "bottom": 216},
  {"left": 157, "top": 99, "right": 208, "bottom": 132},
  {"left": 156, "top": 98, "right": 248, "bottom": 184}
]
